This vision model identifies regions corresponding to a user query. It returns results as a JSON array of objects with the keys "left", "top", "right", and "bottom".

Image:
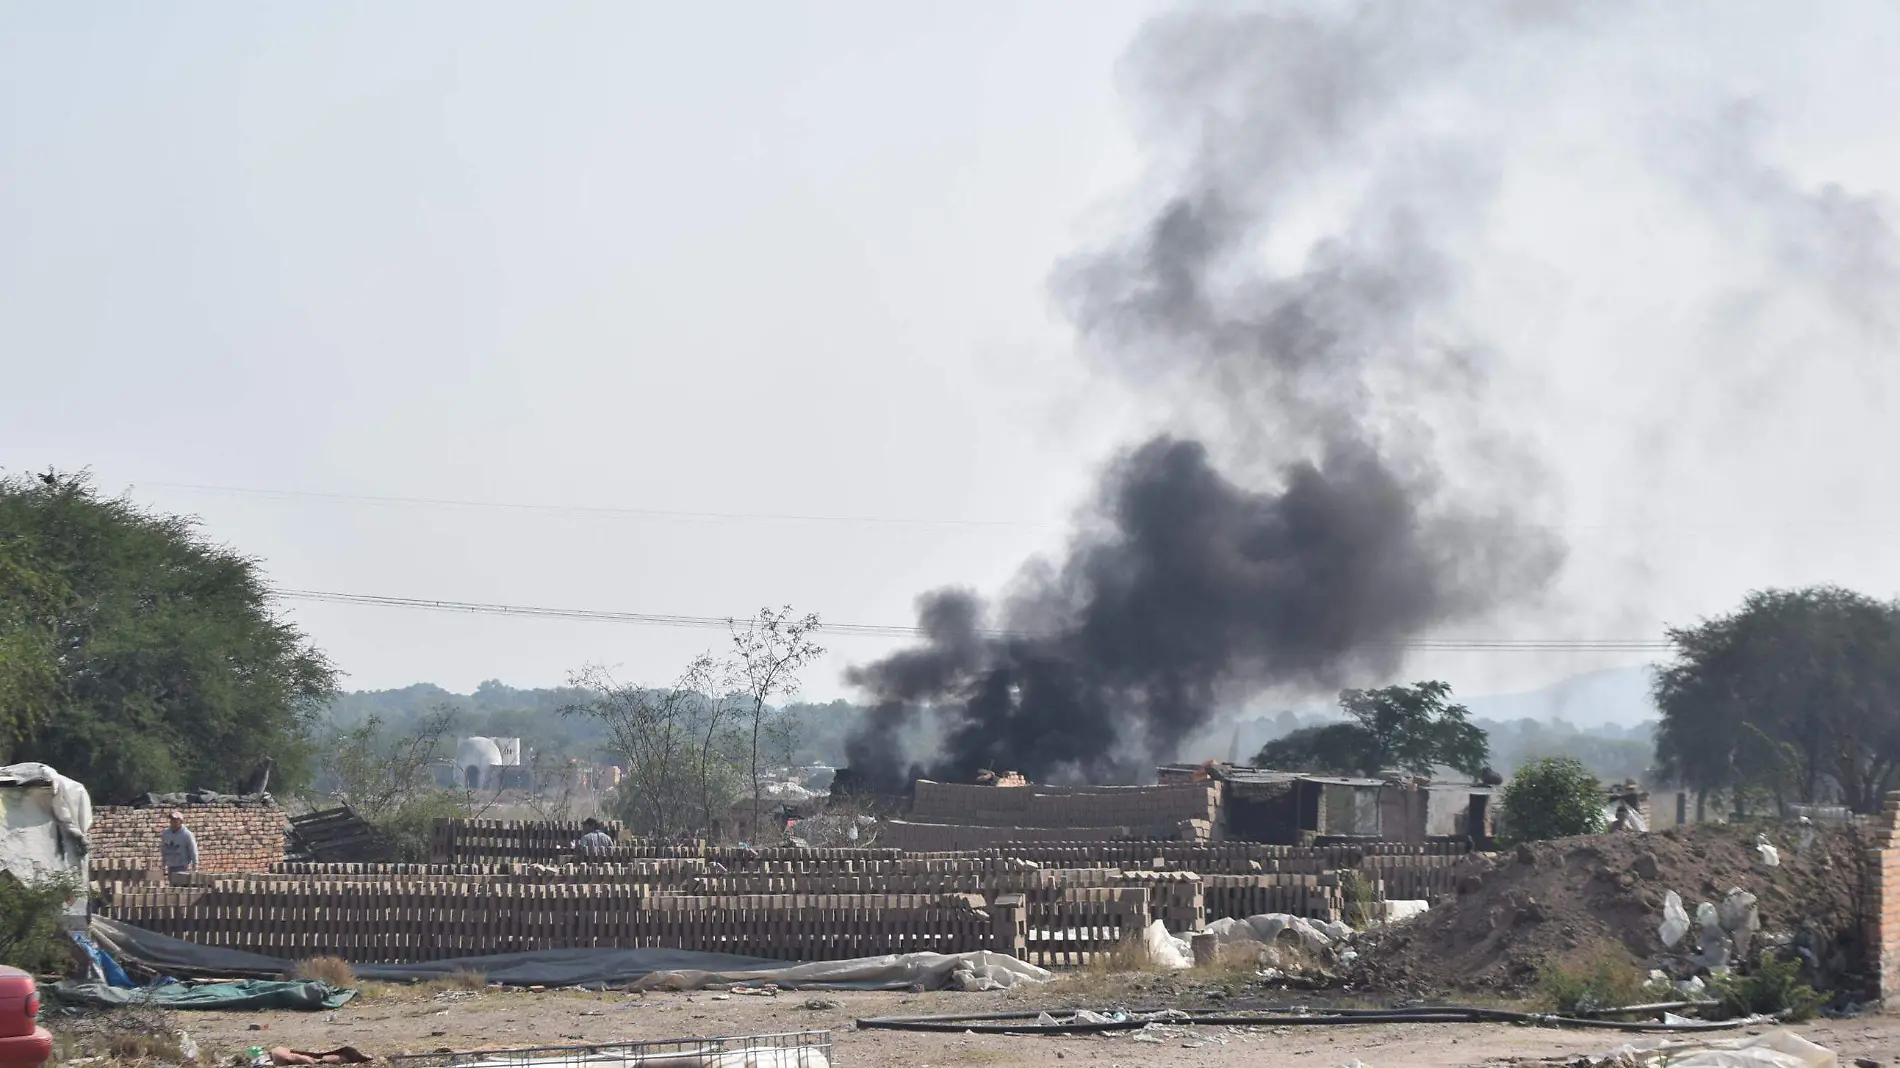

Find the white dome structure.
[{"left": 455, "top": 737, "right": 505, "bottom": 789}]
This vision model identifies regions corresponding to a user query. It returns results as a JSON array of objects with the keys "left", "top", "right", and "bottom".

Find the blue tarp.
[
  {"left": 53, "top": 979, "right": 355, "bottom": 1011},
  {"left": 68, "top": 931, "right": 134, "bottom": 988}
]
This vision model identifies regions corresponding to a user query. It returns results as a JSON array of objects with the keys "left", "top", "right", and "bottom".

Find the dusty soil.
[
  {"left": 1359, "top": 822, "right": 1870, "bottom": 998},
  {"left": 46, "top": 980, "right": 1900, "bottom": 1068}
]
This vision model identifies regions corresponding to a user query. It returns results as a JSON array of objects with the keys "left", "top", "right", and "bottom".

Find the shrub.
[
  {"left": 295, "top": 956, "right": 357, "bottom": 988},
  {"left": 0, "top": 871, "right": 78, "bottom": 973},
  {"left": 1539, "top": 941, "right": 1651, "bottom": 1014},
  {"left": 1501, "top": 757, "right": 1606, "bottom": 843},
  {"left": 1711, "top": 951, "right": 1827, "bottom": 1021}
]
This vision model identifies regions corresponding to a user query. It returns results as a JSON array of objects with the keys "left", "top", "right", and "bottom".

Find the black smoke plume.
[{"left": 844, "top": 6, "right": 1564, "bottom": 791}]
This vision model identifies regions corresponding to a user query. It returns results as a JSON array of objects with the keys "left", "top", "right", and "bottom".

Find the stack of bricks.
[
  {"left": 908, "top": 779, "right": 1222, "bottom": 832},
  {"left": 89, "top": 798, "right": 289, "bottom": 873},
  {"left": 1865, "top": 790, "right": 1900, "bottom": 1004}
]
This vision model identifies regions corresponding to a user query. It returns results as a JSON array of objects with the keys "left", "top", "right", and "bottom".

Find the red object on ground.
[{"left": 0, "top": 966, "right": 52, "bottom": 1068}]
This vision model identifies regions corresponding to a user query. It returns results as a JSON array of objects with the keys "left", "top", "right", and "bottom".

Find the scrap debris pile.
[{"left": 1356, "top": 822, "right": 1867, "bottom": 998}]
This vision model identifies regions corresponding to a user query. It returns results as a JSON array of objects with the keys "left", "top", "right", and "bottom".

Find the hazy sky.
[{"left": 5, "top": 2, "right": 1899, "bottom": 706}]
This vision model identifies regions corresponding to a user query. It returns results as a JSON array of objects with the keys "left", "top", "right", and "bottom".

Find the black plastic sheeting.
[
  {"left": 91, "top": 917, "right": 782, "bottom": 988},
  {"left": 89, "top": 917, "right": 1050, "bottom": 991}
]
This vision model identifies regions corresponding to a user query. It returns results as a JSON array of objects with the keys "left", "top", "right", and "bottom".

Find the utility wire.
[{"left": 271, "top": 588, "right": 1673, "bottom": 651}]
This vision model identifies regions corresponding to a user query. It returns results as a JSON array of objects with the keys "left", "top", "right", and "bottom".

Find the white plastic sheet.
[
  {"left": 1602, "top": 1028, "right": 1836, "bottom": 1068},
  {"left": 1142, "top": 919, "right": 1193, "bottom": 971},
  {"left": 0, "top": 762, "right": 93, "bottom": 842}
]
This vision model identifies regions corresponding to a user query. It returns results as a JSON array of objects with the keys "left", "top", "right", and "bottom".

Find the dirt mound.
[{"left": 1356, "top": 821, "right": 1868, "bottom": 998}]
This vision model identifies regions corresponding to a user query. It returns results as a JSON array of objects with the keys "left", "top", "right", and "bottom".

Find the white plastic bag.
[{"left": 1659, "top": 891, "right": 1690, "bottom": 948}]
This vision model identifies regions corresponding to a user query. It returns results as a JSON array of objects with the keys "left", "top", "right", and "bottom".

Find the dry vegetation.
[
  {"left": 294, "top": 955, "right": 357, "bottom": 988},
  {"left": 426, "top": 967, "right": 489, "bottom": 992}
]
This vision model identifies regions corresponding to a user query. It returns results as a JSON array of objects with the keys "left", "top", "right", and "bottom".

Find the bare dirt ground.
[{"left": 66, "top": 980, "right": 1900, "bottom": 1068}]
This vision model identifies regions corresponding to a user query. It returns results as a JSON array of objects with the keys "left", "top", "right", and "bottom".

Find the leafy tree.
[
  {"left": 1253, "top": 680, "right": 1488, "bottom": 778},
  {"left": 1501, "top": 757, "right": 1606, "bottom": 842},
  {"left": 1253, "top": 723, "right": 1383, "bottom": 775},
  {"left": 1654, "top": 585, "right": 1900, "bottom": 813},
  {"left": 0, "top": 471, "right": 338, "bottom": 799},
  {"left": 0, "top": 541, "right": 64, "bottom": 754}
]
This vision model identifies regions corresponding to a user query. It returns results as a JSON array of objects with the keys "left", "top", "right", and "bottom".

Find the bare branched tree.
[
  {"left": 566, "top": 656, "right": 746, "bottom": 837},
  {"left": 728, "top": 606, "right": 824, "bottom": 830}
]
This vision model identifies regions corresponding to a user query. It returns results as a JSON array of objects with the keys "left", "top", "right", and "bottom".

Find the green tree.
[
  {"left": 1501, "top": 757, "right": 1606, "bottom": 842},
  {"left": 0, "top": 471, "right": 338, "bottom": 799},
  {"left": 0, "top": 541, "right": 64, "bottom": 753},
  {"left": 1654, "top": 586, "right": 1900, "bottom": 813},
  {"left": 1253, "top": 680, "right": 1488, "bottom": 777}
]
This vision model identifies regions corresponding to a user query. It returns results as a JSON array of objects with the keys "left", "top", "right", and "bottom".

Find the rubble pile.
[{"left": 1357, "top": 821, "right": 1867, "bottom": 997}]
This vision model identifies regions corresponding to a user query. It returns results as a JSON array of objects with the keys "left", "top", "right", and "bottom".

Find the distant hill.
[{"left": 1459, "top": 666, "right": 1657, "bottom": 728}]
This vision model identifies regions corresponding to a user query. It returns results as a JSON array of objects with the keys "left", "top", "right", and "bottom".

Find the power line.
[
  {"left": 271, "top": 588, "right": 1673, "bottom": 651},
  {"left": 131, "top": 480, "right": 1058, "bottom": 530}
]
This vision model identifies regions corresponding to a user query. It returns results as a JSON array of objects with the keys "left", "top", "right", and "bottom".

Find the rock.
[
  {"left": 1631, "top": 854, "right": 1662, "bottom": 880},
  {"left": 1458, "top": 874, "right": 1484, "bottom": 895},
  {"left": 1854, "top": 1059, "right": 1879, "bottom": 1068},
  {"left": 803, "top": 998, "right": 841, "bottom": 1011},
  {"left": 1616, "top": 873, "right": 1637, "bottom": 890},
  {"left": 1516, "top": 843, "right": 1536, "bottom": 866}
]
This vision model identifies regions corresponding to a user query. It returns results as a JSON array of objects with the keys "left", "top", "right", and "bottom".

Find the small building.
[
  {"left": 454, "top": 736, "right": 522, "bottom": 790},
  {"left": 1155, "top": 763, "right": 1495, "bottom": 845}
]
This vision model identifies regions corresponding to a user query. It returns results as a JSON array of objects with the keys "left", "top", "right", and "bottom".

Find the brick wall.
[
  {"left": 90, "top": 800, "right": 289, "bottom": 873},
  {"left": 909, "top": 780, "right": 1222, "bottom": 829},
  {"left": 1867, "top": 791, "right": 1900, "bottom": 1004}
]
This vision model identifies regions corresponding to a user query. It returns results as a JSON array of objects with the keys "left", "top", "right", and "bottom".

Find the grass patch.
[
  {"left": 295, "top": 955, "right": 357, "bottom": 988},
  {"left": 105, "top": 1029, "right": 186, "bottom": 1064},
  {"left": 1711, "top": 951, "right": 1827, "bottom": 1022},
  {"left": 1338, "top": 869, "right": 1377, "bottom": 929},
  {"left": 1538, "top": 941, "right": 1652, "bottom": 1014},
  {"left": 1083, "top": 934, "right": 1158, "bottom": 976},
  {"left": 425, "top": 967, "right": 489, "bottom": 992}
]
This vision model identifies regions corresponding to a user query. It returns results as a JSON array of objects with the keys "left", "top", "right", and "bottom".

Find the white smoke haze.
[{"left": 845, "top": 0, "right": 1900, "bottom": 786}]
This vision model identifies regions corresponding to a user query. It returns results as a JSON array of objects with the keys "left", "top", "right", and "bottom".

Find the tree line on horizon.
[{"left": 2, "top": 472, "right": 1896, "bottom": 819}]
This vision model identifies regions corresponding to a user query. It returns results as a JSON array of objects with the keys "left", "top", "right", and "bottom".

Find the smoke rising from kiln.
[{"left": 843, "top": 5, "right": 1572, "bottom": 789}]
